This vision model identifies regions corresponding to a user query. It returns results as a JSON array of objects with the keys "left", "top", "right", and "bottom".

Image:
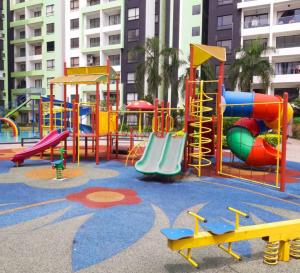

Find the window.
[
  {"left": 19, "top": 47, "right": 26, "bottom": 57},
  {"left": 34, "top": 45, "right": 42, "bottom": 55},
  {"left": 70, "top": 18, "right": 79, "bottom": 29},
  {"left": 35, "top": 62, "right": 42, "bottom": 70},
  {"left": 47, "top": 41, "right": 55, "bottom": 52},
  {"left": 87, "top": 55, "right": 100, "bottom": 66},
  {"left": 275, "top": 62, "right": 300, "bottom": 75},
  {"left": 19, "top": 14, "right": 25, "bottom": 20},
  {"left": 128, "top": 8, "right": 139, "bottom": 20},
  {"left": 70, "top": 37, "right": 79, "bottom": 48},
  {"left": 127, "top": 51, "right": 138, "bottom": 63},
  {"left": 88, "top": 0, "right": 100, "bottom": 5},
  {"left": 244, "top": 14, "right": 268, "bottom": 28},
  {"left": 109, "top": 14, "right": 120, "bottom": 25},
  {"left": 109, "top": 34, "right": 120, "bottom": 45},
  {"left": 70, "top": 0, "right": 79, "bottom": 10},
  {"left": 89, "top": 18, "right": 100, "bottom": 28},
  {"left": 217, "top": 15, "right": 232, "bottom": 29},
  {"left": 218, "top": 0, "right": 233, "bottom": 5},
  {"left": 192, "top": 5, "right": 201, "bottom": 15},
  {"left": 35, "top": 79, "right": 42, "bottom": 88},
  {"left": 47, "top": 60, "right": 55, "bottom": 70},
  {"left": 278, "top": 8, "right": 300, "bottom": 25},
  {"left": 34, "top": 10, "right": 41, "bottom": 17},
  {"left": 19, "top": 30, "right": 25, "bottom": 39},
  {"left": 127, "top": 93, "right": 138, "bottom": 102},
  {"left": 89, "top": 37, "right": 100, "bottom": 47},
  {"left": 244, "top": 38, "right": 268, "bottom": 49},
  {"left": 217, "top": 40, "right": 232, "bottom": 54},
  {"left": 108, "top": 54, "right": 120, "bottom": 66},
  {"left": 19, "top": 62, "right": 26, "bottom": 71},
  {"left": 71, "top": 57, "right": 79, "bottom": 67},
  {"left": 192, "top": 26, "right": 200, "bottom": 36},
  {"left": 46, "top": 5, "right": 54, "bottom": 16},
  {"left": 127, "top": 72, "right": 135, "bottom": 84},
  {"left": 127, "top": 114, "right": 137, "bottom": 125},
  {"left": 128, "top": 29, "right": 139, "bottom": 42},
  {"left": 47, "top": 23, "right": 54, "bottom": 34},
  {"left": 34, "top": 28, "right": 41, "bottom": 37},
  {"left": 276, "top": 35, "right": 300, "bottom": 49}
]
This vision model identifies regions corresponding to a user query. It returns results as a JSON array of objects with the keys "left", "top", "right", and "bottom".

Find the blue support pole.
[{"left": 32, "top": 99, "right": 35, "bottom": 135}]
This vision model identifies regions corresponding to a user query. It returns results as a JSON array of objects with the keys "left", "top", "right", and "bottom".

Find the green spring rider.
[{"left": 51, "top": 148, "right": 66, "bottom": 180}]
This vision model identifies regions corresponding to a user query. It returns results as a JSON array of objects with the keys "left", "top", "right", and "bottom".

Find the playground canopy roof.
[
  {"left": 50, "top": 66, "right": 118, "bottom": 85},
  {"left": 191, "top": 44, "right": 226, "bottom": 68}
]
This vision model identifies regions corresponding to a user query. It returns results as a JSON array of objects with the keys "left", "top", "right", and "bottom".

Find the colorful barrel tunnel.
[{"left": 222, "top": 90, "right": 293, "bottom": 167}]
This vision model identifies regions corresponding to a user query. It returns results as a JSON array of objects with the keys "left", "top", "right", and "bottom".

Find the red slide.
[{"left": 11, "top": 130, "right": 69, "bottom": 166}]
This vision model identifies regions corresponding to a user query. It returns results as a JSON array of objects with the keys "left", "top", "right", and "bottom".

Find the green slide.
[
  {"left": 5, "top": 99, "right": 32, "bottom": 118},
  {"left": 135, "top": 132, "right": 187, "bottom": 176}
]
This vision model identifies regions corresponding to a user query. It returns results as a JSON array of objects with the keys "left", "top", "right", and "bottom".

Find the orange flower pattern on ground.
[
  {"left": 66, "top": 187, "right": 141, "bottom": 208},
  {"left": 25, "top": 167, "right": 84, "bottom": 180}
]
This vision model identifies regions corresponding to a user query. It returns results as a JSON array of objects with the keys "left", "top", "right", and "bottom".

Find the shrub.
[{"left": 261, "top": 134, "right": 280, "bottom": 147}]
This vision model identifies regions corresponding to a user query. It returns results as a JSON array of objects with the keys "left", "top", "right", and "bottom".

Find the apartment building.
[
  {"left": 238, "top": 0, "right": 300, "bottom": 99},
  {"left": 207, "top": 0, "right": 241, "bottom": 89},
  {"left": 0, "top": 1, "right": 5, "bottom": 113},
  {"left": 9, "top": 0, "right": 65, "bottom": 123},
  {"left": 122, "top": 0, "right": 203, "bottom": 107},
  {"left": 64, "top": 0, "right": 124, "bottom": 105}
]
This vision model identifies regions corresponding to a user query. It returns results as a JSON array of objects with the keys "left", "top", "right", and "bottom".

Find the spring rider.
[{"left": 51, "top": 148, "right": 66, "bottom": 180}]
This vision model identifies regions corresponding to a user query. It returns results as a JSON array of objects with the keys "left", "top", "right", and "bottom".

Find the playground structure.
[
  {"left": 161, "top": 207, "right": 300, "bottom": 268},
  {"left": 51, "top": 148, "right": 66, "bottom": 180}
]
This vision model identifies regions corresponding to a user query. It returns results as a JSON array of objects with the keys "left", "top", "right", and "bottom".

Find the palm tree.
[
  {"left": 229, "top": 40, "right": 275, "bottom": 92},
  {"left": 133, "top": 37, "right": 185, "bottom": 105}
]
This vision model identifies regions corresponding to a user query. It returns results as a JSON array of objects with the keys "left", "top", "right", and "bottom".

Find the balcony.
[{"left": 238, "top": 0, "right": 271, "bottom": 9}]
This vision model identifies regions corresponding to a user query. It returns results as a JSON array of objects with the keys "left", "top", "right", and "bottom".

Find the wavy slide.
[
  {"left": 0, "top": 117, "right": 19, "bottom": 137},
  {"left": 11, "top": 129, "right": 69, "bottom": 166},
  {"left": 135, "top": 133, "right": 187, "bottom": 175},
  {"left": 223, "top": 91, "right": 293, "bottom": 167}
]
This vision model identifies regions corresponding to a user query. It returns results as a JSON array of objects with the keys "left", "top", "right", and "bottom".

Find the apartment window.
[
  {"left": 70, "top": 37, "right": 79, "bottom": 48},
  {"left": 19, "top": 14, "right": 25, "bottom": 20},
  {"left": 244, "top": 14, "right": 268, "bottom": 28},
  {"left": 71, "top": 57, "right": 79, "bottom": 67},
  {"left": 128, "top": 29, "right": 139, "bottom": 42},
  {"left": 244, "top": 38, "right": 268, "bottom": 49},
  {"left": 127, "top": 51, "right": 138, "bottom": 63},
  {"left": 127, "top": 72, "right": 135, "bottom": 84},
  {"left": 109, "top": 34, "right": 120, "bottom": 45},
  {"left": 275, "top": 88, "right": 299, "bottom": 101},
  {"left": 275, "top": 62, "right": 300, "bottom": 75},
  {"left": 34, "top": 11, "right": 41, "bottom": 17},
  {"left": 70, "top": 18, "right": 79, "bottom": 29},
  {"left": 217, "top": 40, "right": 232, "bottom": 54},
  {"left": 47, "top": 59, "right": 55, "bottom": 70},
  {"left": 192, "top": 5, "right": 201, "bottom": 15},
  {"left": 277, "top": 35, "right": 300, "bottom": 49},
  {"left": 35, "top": 79, "right": 42, "bottom": 88},
  {"left": 127, "top": 93, "right": 138, "bottom": 103},
  {"left": 19, "top": 30, "right": 25, "bottom": 39},
  {"left": 87, "top": 55, "right": 100, "bottom": 66},
  {"left": 34, "top": 45, "right": 42, "bottom": 55},
  {"left": 89, "top": 37, "right": 100, "bottom": 47},
  {"left": 19, "top": 63, "right": 26, "bottom": 71},
  {"left": 70, "top": 0, "right": 79, "bottom": 10},
  {"left": 19, "top": 47, "right": 26, "bottom": 57},
  {"left": 88, "top": 0, "right": 100, "bottom": 5},
  {"left": 217, "top": 15, "right": 232, "bottom": 29},
  {"left": 218, "top": 0, "right": 233, "bottom": 5},
  {"left": 278, "top": 8, "right": 300, "bottom": 25},
  {"left": 192, "top": 26, "right": 200, "bottom": 36},
  {"left": 46, "top": 5, "right": 54, "bottom": 16},
  {"left": 35, "top": 62, "right": 42, "bottom": 70},
  {"left": 47, "top": 41, "right": 55, "bottom": 52},
  {"left": 89, "top": 18, "right": 100, "bottom": 28},
  {"left": 108, "top": 54, "right": 120, "bottom": 66},
  {"left": 47, "top": 23, "right": 55, "bottom": 34},
  {"left": 128, "top": 8, "right": 139, "bottom": 20},
  {"left": 109, "top": 14, "right": 120, "bottom": 25},
  {"left": 34, "top": 28, "right": 41, "bottom": 37}
]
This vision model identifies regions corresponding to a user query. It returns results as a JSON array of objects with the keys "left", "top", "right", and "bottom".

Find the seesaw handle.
[
  {"left": 187, "top": 211, "right": 207, "bottom": 235},
  {"left": 227, "top": 207, "right": 249, "bottom": 218}
]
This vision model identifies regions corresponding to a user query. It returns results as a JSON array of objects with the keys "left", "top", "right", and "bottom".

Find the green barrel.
[{"left": 226, "top": 127, "right": 254, "bottom": 161}]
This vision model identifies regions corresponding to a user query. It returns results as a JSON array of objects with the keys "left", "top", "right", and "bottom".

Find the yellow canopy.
[
  {"left": 191, "top": 44, "right": 227, "bottom": 68},
  {"left": 50, "top": 65, "right": 118, "bottom": 85}
]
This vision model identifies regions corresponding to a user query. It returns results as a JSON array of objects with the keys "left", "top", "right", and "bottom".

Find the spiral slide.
[{"left": 223, "top": 91, "right": 293, "bottom": 167}]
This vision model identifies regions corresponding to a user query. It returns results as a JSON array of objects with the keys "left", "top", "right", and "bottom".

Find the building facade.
[
  {"left": 207, "top": 0, "right": 241, "bottom": 89},
  {"left": 238, "top": 0, "right": 300, "bottom": 99},
  {"left": 0, "top": 1, "right": 5, "bottom": 114}
]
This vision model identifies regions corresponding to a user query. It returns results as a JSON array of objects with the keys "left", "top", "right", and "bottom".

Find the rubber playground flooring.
[{"left": 0, "top": 149, "right": 300, "bottom": 272}]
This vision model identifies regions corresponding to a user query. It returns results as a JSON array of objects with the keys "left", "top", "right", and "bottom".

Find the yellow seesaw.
[{"left": 161, "top": 207, "right": 300, "bottom": 268}]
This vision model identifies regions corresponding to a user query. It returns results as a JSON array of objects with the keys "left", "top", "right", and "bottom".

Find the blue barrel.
[{"left": 223, "top": 91, "right": 254, "bottom": 117}]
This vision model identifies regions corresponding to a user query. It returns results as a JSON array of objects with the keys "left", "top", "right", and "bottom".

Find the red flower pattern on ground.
[{"left": 66, "top": 187, "right": 141, "bottom": 208}]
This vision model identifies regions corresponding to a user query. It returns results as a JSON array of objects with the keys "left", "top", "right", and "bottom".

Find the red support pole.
[
  {"left": 216, "top": 62, "right": 225, "bottom": 175},
  {"left": 95, "top": 83, "right": 100, "bottom": 165},
  {"left": 72, "top": 100, "right": 76, "bottom": 163},
  {"left": 280, "top": 92, "right": 288, "bottom": 192},
  {"left": 154, "top": 99, "right": 159, "bottom": 133},
  {"left": 115, "top": 78, "right": 119, "bottom": 159},
  {"left": 63, "top": 62, "right": 68, "bottom": 157},
  {"left": 161, "top": 101, "right": 165, "bottom": 137},
  {"left": 184, "top": 77, "right": 189, "bottom": 133},
  {"left": 166, "top": 102, "right": 170, "bottom": 133},
  {"left": 106, "top": 58, "right": 111, "bottom": 110},
  {"left": 130, "top": 127, "right": 133, "bottom": 150},
  {"left": 50, "top": 83, "right": 54, "bottom": 161},
  {"left": 39, "top": 98, "right": 43, "bottom": 139}
]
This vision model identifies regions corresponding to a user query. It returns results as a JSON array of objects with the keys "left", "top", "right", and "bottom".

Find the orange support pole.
[
  {"left": 39, "top": 98, "right": 43, "bottom": 139},
  {"left": 63, "top": 62, "right": 68, "bottom": 157},
  {"left": 166, "top": 102, "right": 170, "bottom": 133},
  {"left": 115, "top": 78, "right": 119, "bottom": 159},
  {"left": 50, "top": 83, "right": 54, "bottom": 161},
  {"left": 280, "top": 92, "right": 288, "bottom": 192},
  {"left": 161, "top": 101, "right": 165, "bottom": 137},
  {"left": 130, "top": 127, "right": 133, "bottom": 150},
  {"left": 95, "top": 83, "right": 100, "bottom": 165},
  {"left": 72, "top": 100, "right": 76, "bottom": 163},
  {"left": 216, "top": 62, "right": 225, "bottom": 175},
  {"left": 154, "top": 99, "right": 159, "bottom": 133}
]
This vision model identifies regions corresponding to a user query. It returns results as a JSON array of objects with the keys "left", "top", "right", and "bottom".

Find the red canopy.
[{"left": 126, "top": 100, "right": 154, "bottom": 111}]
